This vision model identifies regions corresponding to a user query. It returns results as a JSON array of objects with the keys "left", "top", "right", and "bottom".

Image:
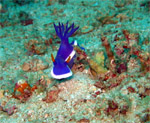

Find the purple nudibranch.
[{"left": 51, "top": 22, "right": 79, "bottom": 79}]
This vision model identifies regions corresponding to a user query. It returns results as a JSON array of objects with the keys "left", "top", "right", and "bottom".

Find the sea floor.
[{"left": 0, "top": 0, "right": 150, "bottom": 123}]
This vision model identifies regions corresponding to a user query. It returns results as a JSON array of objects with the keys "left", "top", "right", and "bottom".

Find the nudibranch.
[{"left": 51, "top": 22, "right": 79, "bottom": 79}]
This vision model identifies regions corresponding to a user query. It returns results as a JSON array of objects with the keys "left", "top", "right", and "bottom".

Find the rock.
[
  {"left": 22, "top": 58, "right": 49, "bottom": 72},
  {"left": 0, "top": 90, "right": 4, "bottom": 99},
  {"left": 97, "top": 15, "right": 118, "bottom": 26},
  {"left": 42, "top": 89, "right": 60, "bottom": 103},
  {"left": 127, "top": 58, "right": 140, "bottom": 73},
  {"left": 81, "top": 25, "right": 94, "bottom": 34},
  {"left": 22, "top": 62, "right": 30, "bottom": 72},
  {"left": 77, "top": 118, "right": 90, "bottom": 123},
  {"left": 24, "top": 40, "right": 47, "bottom": 55}
]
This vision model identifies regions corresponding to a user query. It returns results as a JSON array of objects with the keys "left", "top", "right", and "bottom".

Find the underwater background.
[{"left": 0, "top": 0, "right": 150, "bottom": 122}]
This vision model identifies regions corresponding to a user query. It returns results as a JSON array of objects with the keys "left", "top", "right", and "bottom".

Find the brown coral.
[
  {"left": 42, "top": 89, "right": 60, "bottom": 103},
  {"left": 101, "top": 36, "right": 114, "bottom": 61},
  {"left": 22, "top": 58, "right": 49, "bottom": 72},
  {"left": 24, "top": 39, "right": 47, "bottom": 55}
]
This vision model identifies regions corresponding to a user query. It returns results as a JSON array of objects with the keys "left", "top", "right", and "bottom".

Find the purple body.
[{"left": 51, "top": 22, "right": 79, "bottom": 79}]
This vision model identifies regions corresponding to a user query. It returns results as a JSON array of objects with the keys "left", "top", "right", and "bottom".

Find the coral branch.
[{"left": 101, "top": 36, "right": 114, "bottom": 61}]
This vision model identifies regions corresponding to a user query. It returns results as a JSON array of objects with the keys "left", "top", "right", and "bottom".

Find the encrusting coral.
[
  {"left": 12, "top": 79, "right": 37, "bottom": 102},
  {"left": 88, "top": 55, "right": 108, "bottom": 79}
]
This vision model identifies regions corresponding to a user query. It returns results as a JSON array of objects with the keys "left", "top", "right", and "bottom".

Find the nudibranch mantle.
[{"left": 51, "top": 22, "right": 79, "bottom": 79}]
